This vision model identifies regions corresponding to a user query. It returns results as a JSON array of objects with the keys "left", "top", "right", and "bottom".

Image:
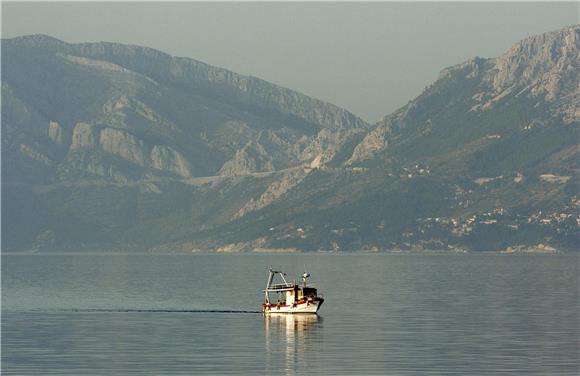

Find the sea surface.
[{"left": 2, "top": 252, "right": 579, "bottom": 375}]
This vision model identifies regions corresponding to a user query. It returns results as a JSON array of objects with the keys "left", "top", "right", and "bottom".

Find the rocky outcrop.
[
  {"left": 347, "top": 124, "right": 391, "bottom": 164},
  {"left": 234, "top": 168, "right": 310, "bottom": 219},
  {"left": 299, "top": 129, "right": 337, "bottom": 164},
  {"left": 47, "top": 121, "right": 64, "bottom": 144},
  {"left": 99, "top": 127, "right": 147, "bottom": 167},
  {"left": 150, "top": 145, "right": 191, "bottom": 178},
  {"left": 68, "top": 124, "right": 193, "bottom": 177},
  {"left": 60, "top": 54, "right": 132, "bottom": 74},
  {"left": 19, "top": 144, "right": 53, "bottom": 166},
  {"left": 447, "top": 26, "right": 579, "bottom": 122},
  {"left": 218, "top": 141, "right": 275, "bottom": 176},
  {"left": 490, "top": 26, "right": 578, "bottom": 102},
  {"left": 71, "top": 122, "right": 99, "bottom": 149}
]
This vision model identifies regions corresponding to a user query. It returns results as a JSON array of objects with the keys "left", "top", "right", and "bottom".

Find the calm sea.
[{"left": 2, "top": 253, "right": 579, "bottom": 375}]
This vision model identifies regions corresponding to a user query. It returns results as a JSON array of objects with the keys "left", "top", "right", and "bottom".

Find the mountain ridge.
[
  {"left": 2, "top": 33, "right": 370, "bottom": 186},
  {"left": 5, "top": 34, "right": 369, "bottom": 131},
  {"left": 347, "top": 25, "right": 578, "bottom": 167},
  {"left": 2, "top": 26, "right": 578, "bottom": 252}
]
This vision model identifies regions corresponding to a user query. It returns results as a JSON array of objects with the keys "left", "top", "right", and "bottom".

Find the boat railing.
[{"left": 264, "top": 287, "right": 295, "bottom": 292}]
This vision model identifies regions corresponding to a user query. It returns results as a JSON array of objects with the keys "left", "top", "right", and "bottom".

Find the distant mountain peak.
[
  {"left": 489, "top": 25, "right": 579, "bottom": 103},
  {"left": 348, "top": 25, "right": 578, "bottom": 167},
  {"left": 6, "top": 34, "right": 70, "bottom": 50}
]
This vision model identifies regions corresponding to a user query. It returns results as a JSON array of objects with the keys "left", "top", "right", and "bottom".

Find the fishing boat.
[{"left": 262, "top": 269, "right": 324, "bottom": 314}]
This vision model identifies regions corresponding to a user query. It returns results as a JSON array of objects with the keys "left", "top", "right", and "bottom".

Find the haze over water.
[{"left": 2, "top": 253, "right": 578, "bottom": 375}]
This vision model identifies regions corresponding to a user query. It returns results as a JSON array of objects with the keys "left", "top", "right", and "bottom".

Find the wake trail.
[{"left": 23, "top": 308, "right": 261, "bottom": 314}]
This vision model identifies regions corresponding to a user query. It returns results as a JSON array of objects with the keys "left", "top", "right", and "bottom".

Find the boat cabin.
[{"left": 263, "top": 270, "right": 320, "bottom": 306}]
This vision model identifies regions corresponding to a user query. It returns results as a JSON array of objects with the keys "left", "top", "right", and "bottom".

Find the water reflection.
[{"left": 264, "top": 314, "right": 323, "bottom": 375}]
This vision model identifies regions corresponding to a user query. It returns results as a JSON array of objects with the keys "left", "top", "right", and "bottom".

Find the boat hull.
[{"left": 263, "top": 299, "right": 323, "bottom": 314}]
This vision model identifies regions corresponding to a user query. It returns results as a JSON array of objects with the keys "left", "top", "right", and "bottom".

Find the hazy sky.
[{"left": 2, "top": 2, "right": 578, "bottom": 122}]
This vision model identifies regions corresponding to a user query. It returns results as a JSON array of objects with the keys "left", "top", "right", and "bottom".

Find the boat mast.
[
  {"left": 278, "top": 271, "right": 290, "bottom": 286},
  {"left": 265, "top": 269, "right": 275, "bottom": 304}
]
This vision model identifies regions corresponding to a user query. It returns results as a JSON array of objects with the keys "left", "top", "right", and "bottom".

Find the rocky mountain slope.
[
  {"left": 2, "top": 27, "right": 578, "bottom": 252},
  {"left": 248, "top": 25, "right": 579, "bottom": 252},
  {"left": 349, "top": 25, "right": 578, "bottom": 167},
  {"left": 2, "top": 34, "right": 369, "bottom": 185}
]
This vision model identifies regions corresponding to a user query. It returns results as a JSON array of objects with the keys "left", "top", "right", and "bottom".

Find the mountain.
[
  {"left": 349, "top": 25, "right": 578, "bottom": 170},
  {"left": 2, "top": 34, "right": 369, "bottom": 185},
  {"left": 227, "top": 25, "right": 578, "bottom": 252},
  {"left": 2, "top": 27, "right": 578, "bottom": 252}
]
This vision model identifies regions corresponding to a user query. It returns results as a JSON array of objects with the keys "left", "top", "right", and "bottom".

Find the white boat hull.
[{"left": 263, "top": 299, "right": 323, "bottom": 314}]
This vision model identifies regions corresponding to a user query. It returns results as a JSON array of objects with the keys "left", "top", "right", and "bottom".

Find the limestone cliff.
[
  {"left": 234, "top": 168, "right": 311, "bottom": 219},
  {"left": 2, "top": 34, "right": 369, "bottom": 184},
  {"left": 71, "top": 123, "right": 99, "bottom": 149},
  {"left": 150, "top": 145, "right": 191, "bottom": 178},
  {"left": 99, "top": 127, "right": 148, "bottom": 167},
  {"left": 218, "top": 140, "right": 275, "bottom": 176},
  {"left": 348, "top": 25, "right": 580, "bottom": 165},
  {"left": 47, "top": 121, "right": 65, "bottom": 145}
]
